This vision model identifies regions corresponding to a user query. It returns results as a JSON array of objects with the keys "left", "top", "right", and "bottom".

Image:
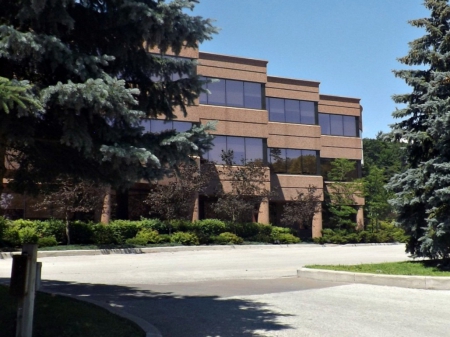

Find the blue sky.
[{"left": 191, "top": 0, "right": 429, "bottom": 138}]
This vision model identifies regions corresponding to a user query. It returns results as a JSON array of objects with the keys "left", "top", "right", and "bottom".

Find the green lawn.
[
  {"left": 0, "top": 286, "right": 144, "bottom": 337},
  {"left": 306, "top": 260, "right": 450, "bottom": 277}
]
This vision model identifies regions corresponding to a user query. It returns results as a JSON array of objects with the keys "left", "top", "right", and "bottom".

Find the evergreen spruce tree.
[
  {"left": 388, "top": 0, "right": 450, "bottom": 259},
  {"left": 0, "top": 1, "right": 216, "bottom": 203}
]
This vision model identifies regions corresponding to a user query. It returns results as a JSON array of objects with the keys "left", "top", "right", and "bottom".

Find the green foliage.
[
  {"left": 274, "top": 233, "right": 301, "bottom": 244},
  {"left": 314, "top": 222, "right": 408, "bottom": 245},
  {"left": 69, "top": 221, "right": 94, "bottom": 244},
  {"left": 38, "top": 236, "right": 58, "bottom": 248},
  {"left": 18, "top": 227, "right": 38, "bottom": 244},
  {"left": 194, "top": 219, "right": 226, "bottom": 236},
  {"left": 135, "top": 229, "right": 160, "bottom": 244},
  {"left": 140, "top": 218, "right": 169, "bottom": 234},
  {"left": 170, "top": 232, "right": 199, "bottom": 245},
  {"left": 92, "top": 224, "right": 116, "bottom": 245},
  {"left": 324, "top": 159, "right": 362, "bottom": 230},
  {"left": 158, "top": 234, "right": 171, "bottom": 243},
  {"left": 387, "top": 0, "right": 450, "bottom": 259},
  {"left": 125, "top": 237, "right": 149, "bottom": 246},
  {"left": 362, "top": 136, "right": 406, "bottom": 178},
  {"left": 0, "top": 216, "right": 8, "bottom": 244},
  {"left": 34, "top": 219, "right": 66, "bottom": 244},
  {"left": 212, "top": 232, "right": 243, "bottom": 245},
  {"left": 226, "top": 222, "right": 259, "bottom": 238},
  {"left": 108, "top": 220, "right": 140, "bottom": 244},
  {"left": 0, "top": 0, "right": 217, "bottom": 198}
]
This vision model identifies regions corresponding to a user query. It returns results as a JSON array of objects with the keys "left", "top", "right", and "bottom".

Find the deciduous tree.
[{"left": 281, "top": 185, "right": 321, "bottom": 235}]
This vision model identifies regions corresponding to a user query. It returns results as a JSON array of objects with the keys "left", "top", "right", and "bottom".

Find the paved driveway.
[{"left": 2, "top": 244, "right": 449, "bottom": 336}]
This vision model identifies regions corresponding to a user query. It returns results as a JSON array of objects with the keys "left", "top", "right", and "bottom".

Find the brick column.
[
  {"left": 258, "top": 198, "right": 270, "bottom": 224},
  {"left": 312, "top": 209, "right": 323, "bottom": 238},
  {"left": 356, "top": 206, "right": 364, "bottom": 230}
]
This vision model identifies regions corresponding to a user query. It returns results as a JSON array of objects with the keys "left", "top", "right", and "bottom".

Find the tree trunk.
[
  {"left": 0, "top": 139, "right": 7, "bottom": 197},
  {"left": 65, "top": 212, "right": 71, "bottom": 245},
  {"left": 101, "top": 185, "right": 112, "bottom": 224},
  {"left": 115, "top": 189, "right": 129, "bottom": 220}
]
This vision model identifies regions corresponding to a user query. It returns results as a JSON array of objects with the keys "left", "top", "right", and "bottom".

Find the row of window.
[
  {"left": 268, "top": 148, "right": 318, "bottom": 175},
  {"left": 205, "top": 136, "right": 264, "bottom": 165},
  {"left": 141, "top": 119, "right": 192, "bottom": 133},
  {"left": 199, "top": 77, "right": 263, "bottom": 109},
  {"left": 199, "top": 77, "right": 359, "bottom": 137},
  {"left": 266, "top": 97, "right": 315, "bottom": 125},
  {"left": 318, "top": 113, "right": 358, "bottom": 137}
]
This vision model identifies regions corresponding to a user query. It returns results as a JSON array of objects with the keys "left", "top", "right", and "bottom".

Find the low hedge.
[
  {"left": 0, "top": 217, "right": 310, "bottom": 248},
  {"left": 314, "top": 222, "right": 408, "bottom": 245}
]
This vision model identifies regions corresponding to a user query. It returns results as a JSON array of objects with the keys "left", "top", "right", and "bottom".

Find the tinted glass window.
[
  {"left": 330, "top": 115, "right": 343, "bottom": 136},
  {"left": 320, "top": 158, "right": 333, "bottom": 179},
  {"left": 301, "top": 101, "right": 315, "bottom": 124},
  {"left": 319, "top": 113, "right": 330, "bottom": 135},
  {"left": 302, "top": 150, "right": 317, "bottom": 175},
  {"left": 245, "top": 138, "right": 263, "bottom": 164},
  {"left": 151, "top": 120, "right": 171, "bottom": 133},
  {"left": 227, "top": 136, "right": 245, "bottom": 165},
  {"left": 208, "top": 136, "right": 227, "bottom": 164},
  {"left": 269, "top": 148, "right": 318, "bottom": 175},
  {"left": 343, "top": 116, "right": 357, "bottom": 137},
  {"left": 208, "top": 80, "right": 226, "bottom": 105},
  {"left": 286, "top": 149, "right": 302, "bottom": 174},
  {"left": 173, "top": 121, "right": 191, "bottom": 132},
  {"left": 268, "top": 98, "right": 285, "bottom": 122},
  {"left": 269, "top": 148, "right": 286, "bottom": 173},
  {"left": 141, "top": 120, "right": 151, "bottom": 133},
  {"left": 226, "top": 80, "right": 244, "bottom": 107},
  {"left": 244, "top": 82, "right": 262, "bottom": 109},
  {"left": 199, "top": 77, "right": 208, "bottom": 104},
  {"left": 285, "top": 99, "right": 300, "bottom": 124}
]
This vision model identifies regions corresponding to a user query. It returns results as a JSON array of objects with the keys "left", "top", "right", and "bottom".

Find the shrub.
[
  {"left": 140, "top": 218, "right": 169, "bottom": 234},
  {"left": 194, "top": 219, "right": 226, "bottom": 236},
  {"left": 257, "top": 223, "right": 273, "bottom": 236},
  {"left": 135, "top": 229, "right": 160, "bottom": 244},
  {"left": 125, "top": 237, "right": 148, "bottom": 246},
  {"left": 158, "top": 234, "right": 171, "bottom": 243},
  {"left": 18, "top": 227, "right": 38, "bottom": 244},
  {"left": 108, "top": 221, "right": 140, "bottom": 244},
  {"left": 213, "top": 232, "right": 243, "bottom": 245},
  {"left": 0, "top": 216, "right": 8, "bottom": 244},
  {"left": 69, "top": 221, "right": 94, "bottom": 244},
  {"left": 275, "top": 233, "right": 301, "bottom": 244},
  {"left": 228, "top": 222, "right": 260, "bottom": 239},
  {"left": 38, "top": 236, "right": 58, "bottom": 247},
  {"left": 169, "top": 219, "right": 194, "bottom": 232},
  {"left": 170, "top": 232, "right": 199, "bottom": 245},
  {"left": 12, "top": 219, "right": 35, "bottom": 229},
  {"left": 3, "top": 226, "right": 20, "bottom": 247},
  {"left": 92, "top": 224, "right": 116, "bottom": 245},
  {"left": 247, "top": 233, "right": 271, "bottom": 243},
  {"left": 34, "top": 219, "right": 66, "bottom": 244}
]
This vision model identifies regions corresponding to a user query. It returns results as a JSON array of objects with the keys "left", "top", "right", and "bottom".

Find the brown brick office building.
[
  {"left": 1, "top": 49, "right": 364, "bottom": 237},
  {"left": 166, "top": 50, "right": 364, "bottom": 237}
]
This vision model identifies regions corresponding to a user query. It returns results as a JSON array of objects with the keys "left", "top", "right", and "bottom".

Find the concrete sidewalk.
[
  {"left": 297, "top": 267, "right": 450, "bottom": 290},
  {"left": 0, "top": 242, "right": 402, "bottom": 259}
]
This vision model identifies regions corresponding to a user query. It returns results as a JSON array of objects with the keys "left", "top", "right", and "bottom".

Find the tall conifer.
[
  {"left": 389, "top": 0, "right": 450, "bottom": 258},
  {"left": 0, "top": 1, "right": 216, "bottom": 197}
]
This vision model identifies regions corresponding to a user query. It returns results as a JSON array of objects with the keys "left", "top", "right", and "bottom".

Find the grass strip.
[
  {"left": 0, "top": 285, "right": 144, "bottom": 337},
  {"left": 306, "top": 260, "right": 450, "bottom": 277}
]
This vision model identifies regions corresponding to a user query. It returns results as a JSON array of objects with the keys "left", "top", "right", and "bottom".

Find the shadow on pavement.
[{"left": 0, "top": 277, "right": 294, "bottom": 337}]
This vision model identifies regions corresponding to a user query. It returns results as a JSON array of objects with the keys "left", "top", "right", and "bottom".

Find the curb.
[
  {"left": 297, "top": 267, "right": 450, "bottom": 290},
  {"left": 42, "top": 290, "right": 163, "bottom": 337},
  {"left": 0, "top": 242, "right": 403, "bottom": 259}
]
